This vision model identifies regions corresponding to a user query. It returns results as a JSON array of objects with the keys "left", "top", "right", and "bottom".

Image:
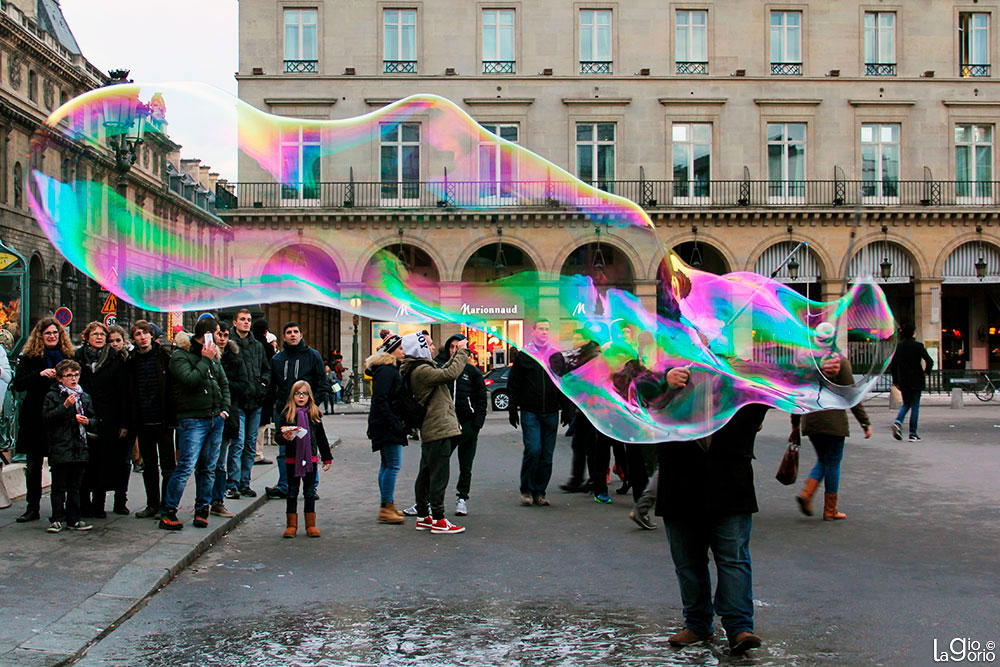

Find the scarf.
[
  {"left": 43, "top": 347, "right": 64, "bottom": 369},
  {"left": 294, "top": 406, "right": 313, "bottom": 478},
  {"left": 60, "top": 384, "right": 86, "bottom": 440}
]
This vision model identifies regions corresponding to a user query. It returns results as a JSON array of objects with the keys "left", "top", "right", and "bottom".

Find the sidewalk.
[{"left": 0, "top": 429, "right": 338, "bottom": 667}]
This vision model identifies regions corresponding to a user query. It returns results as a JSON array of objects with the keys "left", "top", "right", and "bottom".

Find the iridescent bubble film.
[{"left": 28, "top": 82, "right": 896, "bottom": 442}]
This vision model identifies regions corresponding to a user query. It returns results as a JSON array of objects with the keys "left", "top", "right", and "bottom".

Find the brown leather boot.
[
  {"left": 283, "top": 513, "right": 298, "bottom": 538},
  {"left": 823, "top": 493, "right": 846, "bottom": 520},
  {"left": 305, "top": 512, "right": 320, "bottom": 537},
  {"left": 388, "top": 502, "right": 404, "bottom": 519},
  {"left": 796, "top": 478, "right": 820, "bottom": 516},
  {"left": 378, "top": 503, "right": 405, "bottom": 524}
]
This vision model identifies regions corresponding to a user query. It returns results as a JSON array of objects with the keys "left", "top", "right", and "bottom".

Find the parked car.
[{"left": 484, "top": 366, "right": 511, "bottom": 411}]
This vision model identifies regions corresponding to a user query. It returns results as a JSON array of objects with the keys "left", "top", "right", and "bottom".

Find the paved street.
[{"left": 62, "top": 404, "right": 1000, "bottom": 667}]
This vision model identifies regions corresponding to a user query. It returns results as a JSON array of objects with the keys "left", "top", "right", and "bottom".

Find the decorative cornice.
[
  {"left": 941, "top": 100, "right": 1000, "bottom": 108},
  {"left": 658, "top": 97, "right": 728, "bottom": 106},
  {"left": 364, "top": 98, "right": 399, "bottom": 107},
  {"left": 754, "top": 98, "right": 822, "bottom": 106},
  {"left": 848, "top": 99, "right": 917, "bottom": 107},
  {"left": 263, "top": 97, "right": 338, "bottom": 106},
  {"left": 561, "top": 97, "right": 632, "bottom": 106},
  {"left": 463, "top": 97, "right": 535, "bottom": 106}
]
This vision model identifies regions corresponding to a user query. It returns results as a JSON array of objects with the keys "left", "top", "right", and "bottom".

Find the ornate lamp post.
[{"left": 350, "top": 296, "right": 362, "bottom": 401}]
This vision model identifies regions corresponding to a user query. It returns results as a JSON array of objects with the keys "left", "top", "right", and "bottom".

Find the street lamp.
[
  {"left": 879, "top": 225, "right": 892, "bottom": 281},
  {"left": 349, "top": 296, "right": 362, "bottom": 402},
  {"left": 976, "top": 225, "right": 988, "bottom": 280}
]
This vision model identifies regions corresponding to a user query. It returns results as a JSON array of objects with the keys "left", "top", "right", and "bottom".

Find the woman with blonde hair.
[
  {"left": 12, "top": 318, "right": 75, "bottom": 522},
  {"left": 277, "top": 380, "right": 332, "bottom": 538}
]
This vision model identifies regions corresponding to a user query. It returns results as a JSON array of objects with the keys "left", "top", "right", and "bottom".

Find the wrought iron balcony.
[
  {"left": 865, "top": 62, "right": 896, "bottom": 76},
  {"left": 676, "top": 61, "right": 708, "bottom": 75},
  {"left": 284, "top": 60, "right": 318, "bottom": 73},
  {"left": 579, "top": 61, "right": 612, "bottom": 74},
  {"left": 383, "top": 60, "right": 417, "bottom": 74},
  {"left": 961, "top": 63, "right": 991, "bottom": 77},
  {"left": 483, "top": 60, "right": 516, "bottom": 74},
  {"left": 771, "top": 62, "right": 802, "bottom": 76},
  {"left": 215, "top": 179, "right": 1000, "bottom": 212}
]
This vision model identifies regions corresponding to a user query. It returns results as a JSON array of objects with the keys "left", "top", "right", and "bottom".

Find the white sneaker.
[
  {"left": 455, "top": 498, "right": 468, "bottom": 516},
  {"left": 402, "top": 503, "right": 419, "bottom": 516},
  {"left": 47, "top": 522, "right": 64, "bottom": 533}
]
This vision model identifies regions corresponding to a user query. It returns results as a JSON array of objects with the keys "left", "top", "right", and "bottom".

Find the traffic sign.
[
  {"left": 101, "top": 293, "right": 118, "bottom": 314},
  {"left": 103, "top": 313, "right": 117, "bottom": 327},
  {"left": 54, "top": 307, "right": 72, "bottom": 327}
]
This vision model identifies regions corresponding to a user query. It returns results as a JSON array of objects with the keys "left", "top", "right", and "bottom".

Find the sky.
[{"left": 60, "top": 0, "right": 239, "bottom": 179}]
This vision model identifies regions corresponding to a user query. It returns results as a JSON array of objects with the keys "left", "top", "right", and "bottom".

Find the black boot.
[
  {"left": 15, "top": 509, "right": 40, "bottom": 523},
  {"left": 92, "top": 492, "right": 107, "bottom": 519}
]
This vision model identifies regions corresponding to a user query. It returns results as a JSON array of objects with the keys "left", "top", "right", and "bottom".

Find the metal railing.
[
  {"left": 960, "top": 63, "right": 991, "bottom": 77},
  {"left": 771, "top": 62, "right": 802, "bottom": 75},
  {"left": 216, "top": 179, "right": 1000, "bottom": 211},
  {"left": 579, "top": 61, "right": 612, "bottom": 74},
  {"left": 483, "top": 60, "right": 515, "bottom": 74},
  {"left": 383, "top": 60, "right": 417, "bottom": 74},
  {"left": 284, "top": 59, "right": 318, "bottom": 73},
  {"left": 676, "top": 61, "right": 708, "bottom": 75},
  {"left": 868, "top": 369, "right": 997, "bottom": 395},
  {"left": 865, "top": 62, "right": 896, "bottom": 76}
]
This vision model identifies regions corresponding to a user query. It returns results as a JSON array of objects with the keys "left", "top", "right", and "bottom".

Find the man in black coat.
[
  {"left": 656, "top": 400, "right": 766, "bottom": 656},
  {"left": 435, "top": 334, "right": 487, "bottom": 516},
  {"left": 889, "top": 322, "right": 934, "bottom": 442},
  {"left": 229, "top": 309, "right": 271, "bottom": 496},
  {"left": 266, "top": 322, "right": 331, "bottom": 499}
]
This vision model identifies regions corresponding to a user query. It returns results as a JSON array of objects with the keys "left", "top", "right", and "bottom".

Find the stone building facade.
[{"left": 233, "top": 0, "right": 1000, "bottom": 375}]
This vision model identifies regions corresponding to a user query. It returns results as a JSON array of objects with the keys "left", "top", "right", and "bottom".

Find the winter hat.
[
  {"left": 380, "top": 334, "right": 403, "bottom": 354},
  {"left": 401, "top": 332, "right": 432, "bottom": 360},
  {"left": 814, "top": 322, "right": 836, "bottom": 346}
]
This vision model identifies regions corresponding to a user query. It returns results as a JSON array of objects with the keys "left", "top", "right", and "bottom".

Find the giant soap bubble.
[{"left": 27, "top": 82, "right": 896, "bottom": 442}]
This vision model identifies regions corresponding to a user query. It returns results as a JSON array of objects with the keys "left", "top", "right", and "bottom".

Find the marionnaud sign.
[{"left": 460, "top": 303, "right": 519, "bottom": 316}]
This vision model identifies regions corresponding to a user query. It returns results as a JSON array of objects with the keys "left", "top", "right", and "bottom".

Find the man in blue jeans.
[
  {"left": 265, "top": 322, "right": 330, "bottom": 499},
  {"left": 506, "top": 319, "right": 569, "bottom": 506},
  {"left": 227, "top": 309, "right": 271, "bottom": 497},
  {"left": 655, "top": 399, "right": 765, "bottom": 656},
  {"left": 159, "top": 317, "right": 231, "bottom": 531}
]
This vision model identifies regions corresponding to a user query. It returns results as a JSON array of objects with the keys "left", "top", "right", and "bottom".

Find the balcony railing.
[
  {"left": 771, "top": 62, "right": 802, "bottom": 75},
  {"left": 579, "top": 61, "right": 612, "bottom": 74},
  {"left": 960, "top": 63, "right": 991, "bottom": 77},
  {"left": 383, "top": 60, "right": 417, "bottom": 73},
  {"left": 284, "top": 59, "right": 318, "bottom": 73},
  {"left": 865, "top": 62, "right": 896, "bottom": 76},
  {"left": 483, "top": 60, "right": 516, "bottom": 74},
  {"left": 215, "top": 179, "right": 1000, "bottom": 211},
  {"left": 676, "top": 61, "right": 709, "bottom": 75}
]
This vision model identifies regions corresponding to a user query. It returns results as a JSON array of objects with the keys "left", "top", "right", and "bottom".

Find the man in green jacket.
[
  {"left": 399, "top": 331, "right": 469, "bottom": 535},
  {"left": 159, "top": 317, "right": 231, "bottom": 531}
]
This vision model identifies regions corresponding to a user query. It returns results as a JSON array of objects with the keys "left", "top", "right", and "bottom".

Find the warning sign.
[{"left": 101, "top": 293, "right": 118, "bottom": 314}]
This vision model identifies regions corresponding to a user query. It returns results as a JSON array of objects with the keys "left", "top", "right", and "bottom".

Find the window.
[
  {"left": 284, "top": 9, "right": 318, "bottom": 73},
  {"left": 676, "top": 10, "right": 708, "bottom": 74},
  {"left": 28, "top": 70, "right": 37, "bottom": 102},
  {"left": 384, "top": 10, "right": 417, "bottom": 73},
  {"left": 956, "top": 124, "right": 993, "bottom": 201},
  {"left": 576, "top": 123, "right": 615, "bottom": 192},
  {"left": 380, "top": 122, "right": 420, "bottom": 202},
  {"left": 280, "top": 125, "right": 321, "bottom": 202},
  {"left": 960, "top": 13, "right": 990, "bottom": 77},
  {"left": 483, "top": 9, "right": 515, "bottom": 74},
  {"left": 864, "top": 12, "right": 895, "bottom": 76},
  {"left": 479, "top": 123, "right": 518, "bottom": 200},
  {"left": 579, "top": 10, "right": 612, "bottom": 73},
  {"left": 767, "top": 123, "right": 806, "bottom": 201},
  {"left": 672, "top": 123, "right": 711, "bottom": 201},
  {"left": 13, "top": 161, "right": 22, "bottom": 208},
  {"left": 861, "top": 123, "right": 899, "bottom": 200},
  {"left": 770, "top": 11, "right": 802, "bottom": 75}
]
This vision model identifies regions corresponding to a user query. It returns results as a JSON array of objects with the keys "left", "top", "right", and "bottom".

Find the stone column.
[
  {"left": 913, "top": 278, "right": 943, "bottom": 368},
  {"left": 438, "top": 281, "right": 463, "bottom": 342},
  {"left": 633, "top": 279, "right": 659, "bottom": 315}
]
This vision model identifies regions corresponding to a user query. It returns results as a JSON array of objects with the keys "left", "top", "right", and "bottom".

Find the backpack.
[{"left": 391, "top": 366, "right": 427, "bottom": 430}]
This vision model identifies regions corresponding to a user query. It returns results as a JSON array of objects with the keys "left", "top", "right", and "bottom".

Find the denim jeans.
[
  {"left": 664, "top": 513, "right": 754, "bottom": 637},
  {"left": 228, "top": 407, "right": 261, "bottom": 490},
  {"left": 163, "top": 416, "right": 224, "bottom": 513},
  {"left": 212, "top": 434, "right": 232, "bottom": 504},
  {"left": 895, "top": 389, "right": 921, "bottom": 437},
  {"left": 378, "top": 444, "right": 403, "bottom": 504},
  {"left": 519, "top": 411, "right": 559, "bottom": 498},
  {"left": 807, "top": 434, "right": 846, "bottom": 493}
]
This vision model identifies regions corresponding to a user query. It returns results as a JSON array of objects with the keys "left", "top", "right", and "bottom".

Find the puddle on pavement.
[{"left": 112, "top": 599, "right": 828, "bottom": 666}]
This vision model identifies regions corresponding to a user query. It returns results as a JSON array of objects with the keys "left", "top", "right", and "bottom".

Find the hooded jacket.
[
  {"left": 42, "top": 385, "right": 97, "bottom": 465},
  {"left": 220, "top": 338, "right": 249, "bottom": 438},
  {"left": 434, "top": 336, "right": 487, "bottom": 430},
  {"left": 169, "top": 332, "right": 231, "bottom": 420},
  {"left": 400, "top": 347, "right": 470, "bottom": 443},
  {"left": 365, "top": 351, "right": 407, "bottom": 451},
  {"left": 271, "top": 338, "right": 331, "bottom": 408},
  {"left": 233, "top": 329, "right": 271, "bottom": 409}
]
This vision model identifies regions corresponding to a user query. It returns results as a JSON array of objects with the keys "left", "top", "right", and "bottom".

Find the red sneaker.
[
  {"left": 430, "top": 518, "right": 465, "bottom": 534},
  {"left": 415, "top": 515, "right": 434, "bottom": 531}
]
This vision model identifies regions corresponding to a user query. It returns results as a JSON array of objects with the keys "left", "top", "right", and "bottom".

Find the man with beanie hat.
[{"left": 399, "top": 331, "right": 470, "bottom": 534}]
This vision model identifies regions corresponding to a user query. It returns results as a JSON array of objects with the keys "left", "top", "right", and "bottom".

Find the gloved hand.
[{"left": 508, "top": 409, "right": 520, "bottom": 429}]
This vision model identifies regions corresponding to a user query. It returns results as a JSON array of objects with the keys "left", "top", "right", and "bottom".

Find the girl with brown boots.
[{"left": 278, "top": 381, "right": 332, "bottom": 538}]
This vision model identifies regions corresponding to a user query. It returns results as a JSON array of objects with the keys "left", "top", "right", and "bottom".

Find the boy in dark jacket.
[
  {"left": 43, "top": 360, "right": 97, "bottom": 533},
  {"left": 211, "top": 322, "right": 249, "bottom": 518},
  {"left": 434, "top": 334, "right": 487, "bottom": 517}
]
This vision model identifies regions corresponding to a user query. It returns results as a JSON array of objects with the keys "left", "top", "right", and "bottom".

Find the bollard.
[{"left": 951, "top": 387, "right": 964, "bottom": 409}]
